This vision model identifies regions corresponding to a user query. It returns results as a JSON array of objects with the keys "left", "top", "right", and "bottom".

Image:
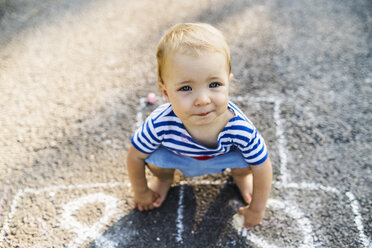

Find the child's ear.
[
  {"left": 158, "top": 81, "right": 169, "bottom": 102},
  {"left": 229, "top": 73, "right": 234, "bottom": 81}
]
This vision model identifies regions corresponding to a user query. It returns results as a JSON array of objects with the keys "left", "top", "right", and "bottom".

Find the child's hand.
[
  {"left": 238, "top": 205, "right": 265, "bottom": 227},
  {"left": 133, "top": 189, "right": 160, "bottom": 211}
]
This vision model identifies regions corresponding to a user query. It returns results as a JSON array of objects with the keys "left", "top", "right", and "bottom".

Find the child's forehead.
[
  {"left": 162, "top": 51, "right": 230, "bottom": 83},
  {"left": 164, "top": 49, "right": 227, "bottom": 65},
  {"left": 166, "top": 47, "right": 211, "bottom": 59}
]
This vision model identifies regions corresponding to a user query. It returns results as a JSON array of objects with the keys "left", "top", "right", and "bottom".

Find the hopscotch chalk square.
[
  {"left": 1, "top": 96, "right": 370, "bottom": 248},
  {"left": 0, "top": 182, "right": 131, "bottom": 248},
  {"left": 143, "top": 96, "right": 370, "bottom": 248}
]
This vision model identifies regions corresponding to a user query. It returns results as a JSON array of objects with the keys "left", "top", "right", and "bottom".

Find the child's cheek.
[{"left": 215, "top": 92, "right": 229, "bottom": 104}]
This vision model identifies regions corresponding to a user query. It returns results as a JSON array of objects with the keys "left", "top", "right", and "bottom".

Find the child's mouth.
[{"left": 197, "top": 112, "right": 210, "bottom": 116}]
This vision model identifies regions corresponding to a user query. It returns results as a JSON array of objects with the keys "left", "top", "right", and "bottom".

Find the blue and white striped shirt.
[{"left": 131, "top": 101, "right": 268, "bottom": 166}]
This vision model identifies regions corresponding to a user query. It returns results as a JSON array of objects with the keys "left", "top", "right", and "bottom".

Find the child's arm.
[
  {"left": 127, "top": 145, "right": 160, "bottom": 211},
  {"left": 239, "top": 157, "right": 272, "bottom": 227}
]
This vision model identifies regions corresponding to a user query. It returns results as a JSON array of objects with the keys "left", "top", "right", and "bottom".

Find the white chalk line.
[
  {"left": 236, "top": 199, "right": 314, "bottom": 248},
  {"left": 0, "top": 181, "right": 9, "bottom": 226},
  {"left": 23, "top": 181, "right": 130, "bottom": 195},
  {"left": 1, "top": 181, "right": 368, "bottom": 248},
  {"left": 178, "top": 179, "right": 370, "bottom": 247},
  {"left": 135, "top": 97, "right": 147, "bottom": 130},
  {"left": 61, "top": 193, "right": 123, "bottom": 248},
  {"left": 231, "top": 96, "right": 290, "bottom": 183},
  {"left": 173, "top": 96, "right": 370, "bottom": 247},
  {"left": 135, "top": 96, "right": 165, "bottom": 130},
  {"left": 275, "top": 181, "right": 340, "bottom": 194},
  {"left": 175, "top": 185, "right": 185, "bottom": 243},
  {"left": 273, "top": 99, "right": 291, "bottom": 184},
  {"left": 1, "top": 96, "right": 370, "bottom": 247},
  {"left": 172, "top": 96, "right": 293, "bottom": 246},
  {"left": 346, "top": 192, "right": 372, "bottom": 248},
  {"left": 0, "top": 182, "right": 130, "bottom": 248}
]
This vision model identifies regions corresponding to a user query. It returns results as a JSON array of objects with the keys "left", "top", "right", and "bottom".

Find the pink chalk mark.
[{"left": 147, "top": 92, "right": 157, "bottom": 105}]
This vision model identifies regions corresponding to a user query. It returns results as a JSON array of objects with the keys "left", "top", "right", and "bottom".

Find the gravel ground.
[{"left": 0, "top": 0, "right": 371, "bottom": 247}]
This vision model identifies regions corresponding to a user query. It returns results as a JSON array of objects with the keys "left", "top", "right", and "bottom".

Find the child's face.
[{"left": 159, "top": 51, "right": 231, "bottom": 128}]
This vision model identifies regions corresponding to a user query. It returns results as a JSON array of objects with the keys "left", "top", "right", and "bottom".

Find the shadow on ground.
[
  {"left": 88, "top": 184, "right": 248, "bottom": 248},
  {"left": 0, "top": 0, "right": 102, "bottom": 49}
]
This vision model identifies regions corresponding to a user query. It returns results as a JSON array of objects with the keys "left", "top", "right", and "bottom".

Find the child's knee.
[
  {"left": 230, "top": 167, "right": 252, "bottom": 177},
  {"left": 146, "top": 163, "right": 175, "bottom": 178}
]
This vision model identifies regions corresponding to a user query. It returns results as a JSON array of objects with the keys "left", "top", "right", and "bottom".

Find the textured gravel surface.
[{"left": 0, "top": 0, "right": 371, "bottom": 247}]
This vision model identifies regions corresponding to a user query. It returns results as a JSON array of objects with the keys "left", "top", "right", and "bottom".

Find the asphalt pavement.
[{"left": 0, "top": 0, "right": 371, "bottom": 247}]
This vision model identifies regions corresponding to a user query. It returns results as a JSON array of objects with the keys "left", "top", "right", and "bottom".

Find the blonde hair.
[{"left": 156, "top": 23, "right": 231, "bottom": 84}]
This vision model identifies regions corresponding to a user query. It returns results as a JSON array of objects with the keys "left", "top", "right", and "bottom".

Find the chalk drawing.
[
  {"left": 346, "top": 192, "right": 371, "bottom": 248},
  {"left": 93, "top": 235, "right": 119, "bottom": 248},
  {"left": 135, "top": 95, "right": 164, "bottom": 130},
  {"left": 235, "top": 199, "right": 314, "bottom": 248},
  {"left": 175, "top": 185, "right": 185, "bottom": 243},
  {"left": 231, "top": 96, "right": 290, "bottom": 183},
  {"left": 0, "top": 182, "right": 129, "bottom": 248},
  {"left": 0, "top": 181, "right": 9, "bottom": 226},
  {"left": 171, "top": 96, "right": 371, "bottom": 247},
  {"left": 1, "top": 96, "right": 371, "bottom": 247},
  {"left": 135, "top": 97, "right": 146, "bottom": 130},
  {"left": 61, "top": 193, "right": 123, "bottom": 248},
  {"left": 272, "top": 99, "right": 290, "bottom": 184}
]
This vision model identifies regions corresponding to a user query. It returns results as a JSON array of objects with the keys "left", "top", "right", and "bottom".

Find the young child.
[{"left": 127, "top": 23, "right": 272, "bottom": 227}]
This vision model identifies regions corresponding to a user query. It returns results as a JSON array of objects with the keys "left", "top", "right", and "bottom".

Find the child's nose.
[{"left": 194, "top": 92, "right": 211, "bottom": 106}]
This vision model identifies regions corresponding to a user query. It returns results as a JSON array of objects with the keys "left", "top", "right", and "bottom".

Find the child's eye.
[
  {"left": 179, "top": 85, "right": 192, "bottom": 91},
  {"left": 209, "top": 82, "right": 221, "bottom": 88}
]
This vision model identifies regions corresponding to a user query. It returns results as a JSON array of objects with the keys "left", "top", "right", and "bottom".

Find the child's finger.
[
  {"left": 153, "top": 197, "right": 162, "bottom": 208},
  {"left": 151, "top": 192, "right": 161, "bottom": 207},
  {"left": 148, "top": 204, "right": 156, "bottom": 211},
  {"left": 155, "top": 192, "right": 160, "bottom": 199},
  {"left": 238, "top": 206, "right": 247, "bottom": 215}
]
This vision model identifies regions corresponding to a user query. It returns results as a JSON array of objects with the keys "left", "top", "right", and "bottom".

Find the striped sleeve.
[
  {"left": 231, "top": 118, "right": 268, "bottom": 166},
  {"left": 241, "top": 129, "right": 268, "bottom": 165},
  {"left": 131, "top": 115, "right": 161, "bottom": 154}
]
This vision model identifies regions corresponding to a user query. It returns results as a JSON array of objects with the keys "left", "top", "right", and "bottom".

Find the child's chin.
[{"left": 192, "top": 118, "right": 214, "bottom": 126}]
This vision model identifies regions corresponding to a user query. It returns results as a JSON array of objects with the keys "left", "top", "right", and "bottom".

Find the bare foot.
[
  {"left": 232, "top": 172, "right": 253, "bottom": 204},
  {"left": 148, "top": 177, "right": 173, "bottom": 208}
]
